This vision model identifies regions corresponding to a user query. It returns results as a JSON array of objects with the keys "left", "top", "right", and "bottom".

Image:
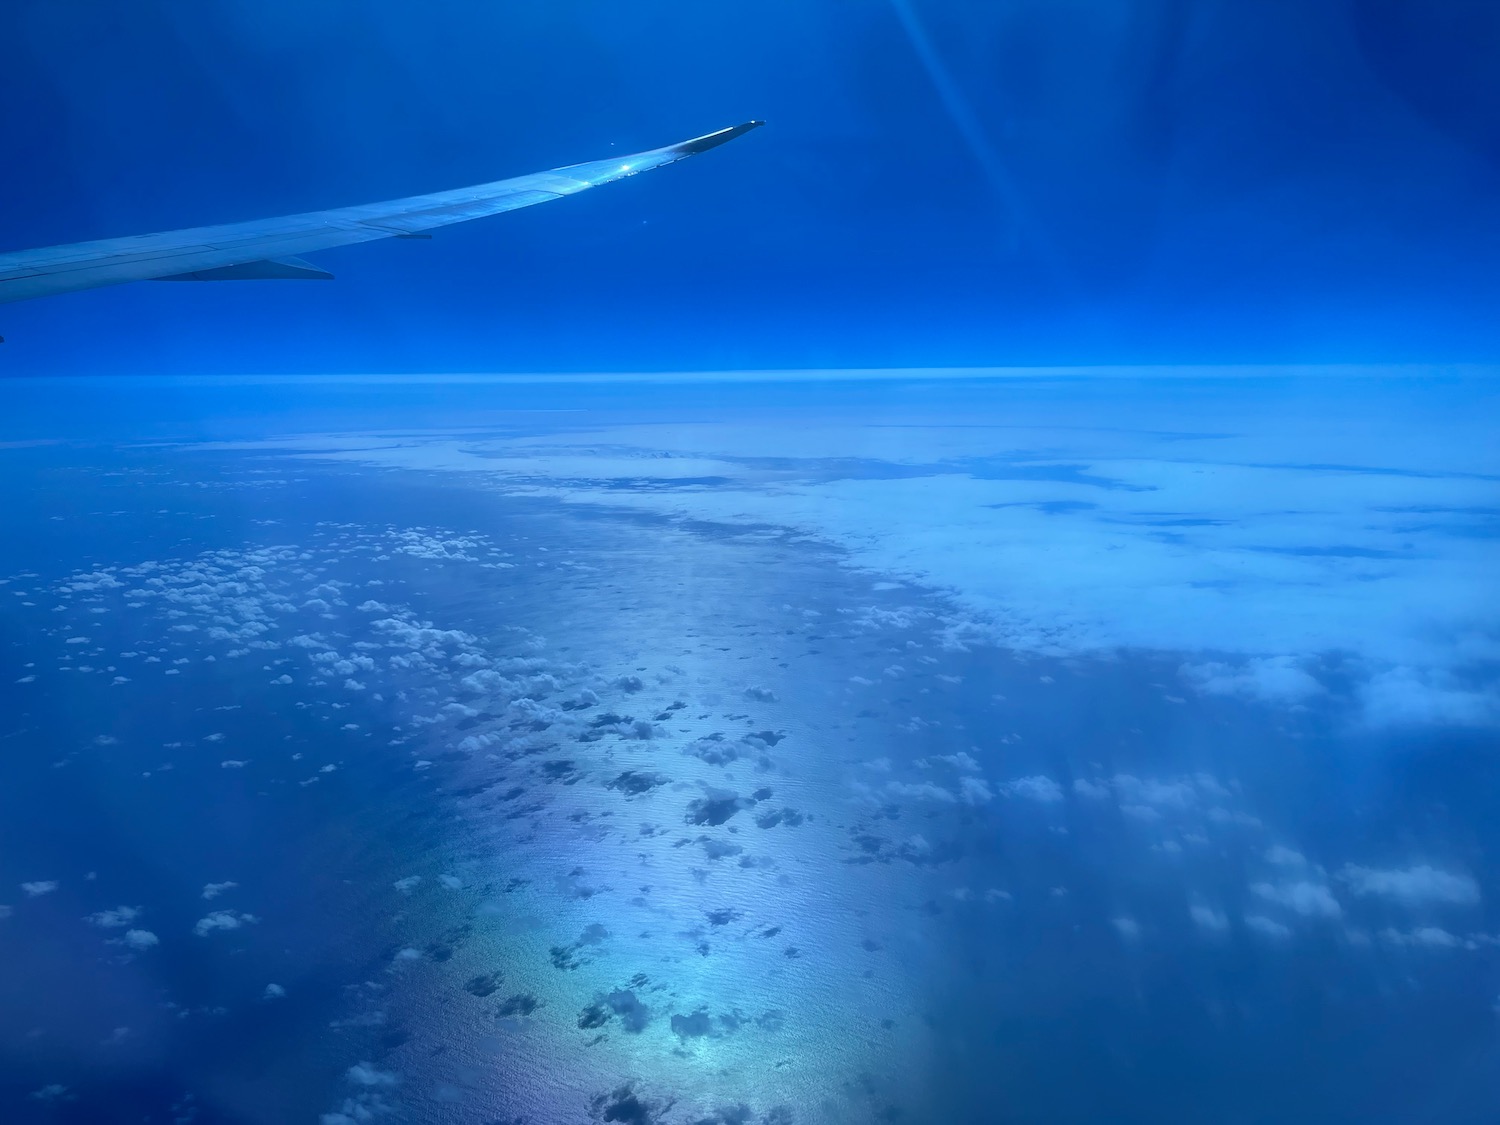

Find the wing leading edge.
[{"left": 0, "top": 121, "right": 763, "bottom": 307}]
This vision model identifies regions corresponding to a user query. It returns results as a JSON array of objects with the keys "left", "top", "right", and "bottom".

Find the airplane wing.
[{"left": 0, "top": 121, "right": 763, "bottom": 307}]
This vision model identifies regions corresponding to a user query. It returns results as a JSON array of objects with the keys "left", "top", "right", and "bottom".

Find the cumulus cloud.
[
  {"left": 202, "top": 881, "right": 238, "bottom": 900},
  {"left": 1252, "top": 880, "right": 1343, "bottom": 919},
  {"left": 345, "top": 1062, "right": 398, "bottom": 1088},
  {"left": 958, "top": 776, "right": 994, "bottom": 805},
  {"left": 1180, "top": 656, "right": 1324, "bottom": 704},
  {"left": 1111, "top": 774, "right": 1197, "bottom": 809},
  {"left": 1002, "top": 776, "right": 1063, "bottom": 803},
  {"left": 21, "top": 881, "right": 58, "bottom": 898},
  {"left": 1357, "top": 667, "right": 1499, "bottom": 729},
  {"left": 321, "top": 1062, "right": 400, "bottom": 1125},
  {"left": 1245, "top": 915, "right": 1292, "bottom": 940},
  {"left": 1340, "top": 864, "right": 1480, "bottom": 907},
  {"left": 887, "top": 781, "right": 957, "bottom": 804},
  {"left": 122, "top": 929, "right": 158, "bottom": 950},
  {"left": 86, "top": 906, "right": 141, "bottom": 928},
  {"left": 1190, "top": 905, "right": 1229, "bottom": 932},
  {"left": 1380, "top": 926, "right": 1460, "bottom": 949},
  {"left": 194, "top": 910, "right": 259, "bottom": 936}
]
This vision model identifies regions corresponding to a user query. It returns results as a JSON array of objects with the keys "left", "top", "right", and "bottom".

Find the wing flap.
[{"left": 154, "top": 256, "right": 334, "bottom": 282}]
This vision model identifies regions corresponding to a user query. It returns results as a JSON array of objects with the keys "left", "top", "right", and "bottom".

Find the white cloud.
[
  {"left": 194, "top": 910, "right": 259, "bottom": 936},
  {"left": 86, "top": 906, "right": 141, "bottom": 928},
  {"left": 1340, "top": 864, "right": 1480, "bottom": 907},
  {"left": 1111, "top": 774, "right": 1196, "bottom": 810},
  {"left": 1181, "top": 657, "right": 1324, "bottom": 704},
  {"left": 1245, "top": 914, "right": 1292, "bottom": 940},
  {"left": 21, "top": 881, "right": 58, "bottom": 898},
  {"left": 1380, "top": 926, "right": 1460, "bottom": 949},
  {"left": 264, "top": 983, "right": 287, "bottom": 999},
  {"left": 1112, "top": 916, "right": 1141, "bottom": 939},
  {"left": 202, "top": 881, "right": 238, "bottom": 900},
  {"left": 1003, "top": 775, "right": 1064, "bottom": 803},
  {"left": 1252, "top": 880, "right": 1342, "bottom": 919},
  {"left": 1357, "top": 667, "right": 1499, "bottom": 728},
  {"left": 1190, "top": 905, "right": 1229, "bottom": 932},
  {"left": 122, "top": 929, "right": 158, "bottom": 950},
  {"left": 275, "top": 394, "right": 1497, "bottom": 731},
  {"left": 958, "top": 776, "right": 994, "bottom": 805},
  {"left": 1265, "top": 845, "right": 1307, "bottom": 867},
  {"left": 345, "top": 1062, "right": 398, "bottom": 1088},
  {"left": 888, "top": 781, "right": 957, "bottom": 804}
]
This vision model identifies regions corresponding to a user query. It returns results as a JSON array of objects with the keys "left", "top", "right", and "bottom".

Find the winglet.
[{"left": 670, "top": 120, "right": 766, "bottom": 157}]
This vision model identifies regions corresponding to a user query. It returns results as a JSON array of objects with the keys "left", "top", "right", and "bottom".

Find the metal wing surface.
[{"left": 0, "top": 121, "right": 763, "bottom": 306}]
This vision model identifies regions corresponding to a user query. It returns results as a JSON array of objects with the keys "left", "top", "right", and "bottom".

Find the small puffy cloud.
[
  {"left": 122, "top": 929, "right": 158, "bottom": 950},
  {"left": 1265, "top": 845, "right": 1307, "bottom": 867},
  {"left": 958, "top": 776, "right": 993, "bottom": 805},
  {"left": 194, "top": 910, "right": 259, "bottom": 936},
  {"left": 21, "top": 881, "right": 58, "bottom": 898},
  {"left": 1245, "top": 914, "right": 1292, "bottom": 940},
  {"left": 888, "top": 781, "right": 957, "bottom": 803},
  {"left": 1181, "top": 656, "right": 1324, "bottom": 704},
  {"left": 264, "top": 983, "right": 287, "bottom": 999},
  {"left": 1340, "top": 864, "right": 1480, "bottom": 907},
  {"left": 1358, "top": 667, "right": 1499, "bottom": 729},
  {"left": 1381, "top": 926, "right": 1460, "bottom": 949},
  {"left": 86, "top": 906, "right": 141, "bottom": 928},
  {"left": 1112, "top": 917, "right": 1141, "bottom": 940},
  {"left": 438, "top": 875, "right": 462, "bottom": 890},
  {"left": 393, "top": 876, "right": 422, "bottom": 894},
  {"left": 1190, "top": 905, "right": 1229, "bottom": 933},
  {"left": 345, "top": 1062, "right": 398, "bottom": 1088},
  {"left": 1003, "top": 776, "right": 1063, "bottom": 803},
  {"left": 202, "top": 881, "right": 238, "bottom": 900},
  {"left": 319, "top": 1054, "right": 404, "bottom": 1125},
  {"left": 1111, "top": 774, "right": 1196, "bottom": 810},
  {"left": 1252, "top": 880, "right": 1342, "bottom": 919},
  {"left": 1073, "top": 778, "right": 1110, "bottom": 799}
]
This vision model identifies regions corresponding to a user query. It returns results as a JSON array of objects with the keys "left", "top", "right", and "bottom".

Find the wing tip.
[{"left": 671, "top": 120, "right": 766, "bottom": 157}]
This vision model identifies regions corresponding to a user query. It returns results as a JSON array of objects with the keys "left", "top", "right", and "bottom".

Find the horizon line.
[{"left": 3, "top": 363, "right": 1499, "bottom": 387}]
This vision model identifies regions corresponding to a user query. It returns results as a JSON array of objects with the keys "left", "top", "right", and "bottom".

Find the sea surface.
[{"left": 1, "top": 369, "right": 1497, "bottom": 1124}]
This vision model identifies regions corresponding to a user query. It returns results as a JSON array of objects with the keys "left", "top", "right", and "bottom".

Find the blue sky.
[{"left": 3, "top": 0, "right": 1500, "bottom": 374}]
